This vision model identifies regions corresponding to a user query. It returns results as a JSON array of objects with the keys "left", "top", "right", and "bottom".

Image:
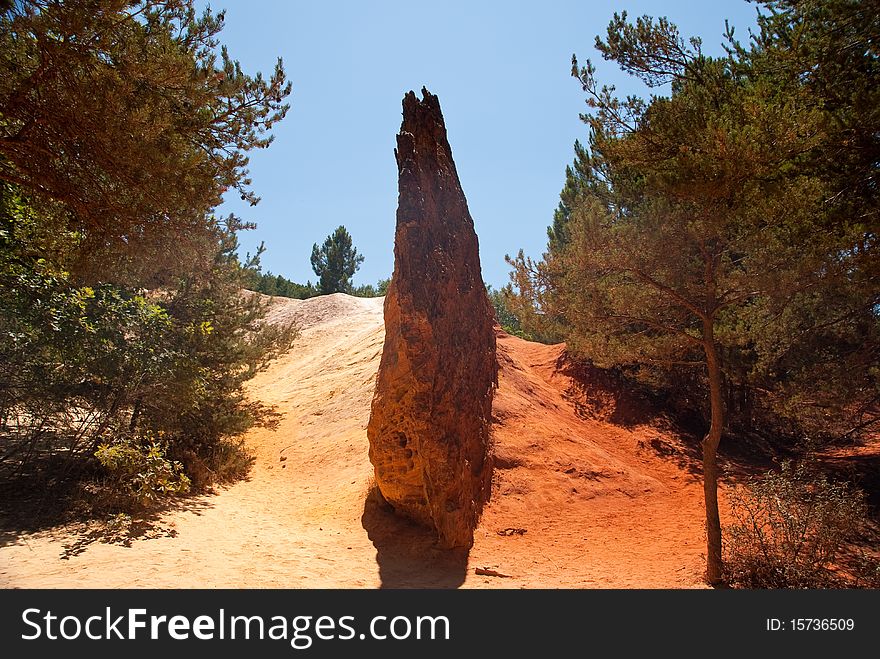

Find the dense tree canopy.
[
  {"left": 508, "top": 1, "right": 878, "bottom": 583},
  {"left": 0, "top": 0, "right": 290, "bottom": 285},
  {"left": 0, "top": 0, "right": 295, "bottom": 503}
]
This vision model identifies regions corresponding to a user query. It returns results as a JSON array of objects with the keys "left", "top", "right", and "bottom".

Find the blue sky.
[{"left": 208, "top": 1, "right": 762, "bottom": 289}]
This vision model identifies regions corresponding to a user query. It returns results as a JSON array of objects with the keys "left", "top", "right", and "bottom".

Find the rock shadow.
[{"left": 361, "top": 486, "right": 468, "bottom": 589}]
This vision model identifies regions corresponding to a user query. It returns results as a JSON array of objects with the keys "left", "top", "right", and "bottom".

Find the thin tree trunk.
[
  {"left": 129, "top": 398, "right": 142, "bottom": 432},
  {"left": 702, "top": 317, "right": 725, "bottom": 585}
]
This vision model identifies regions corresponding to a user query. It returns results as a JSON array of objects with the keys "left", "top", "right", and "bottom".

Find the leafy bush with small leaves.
[
  {"left": 0, "top": 183, "right": 296, "bottom": 499},
  {"left": 0, "top": 0, "right": 296, "bottom": 512},
  {"left": 724, "top": 460, "right": 869, "bottom": 588},
  {"left": 95, "top": 434, "right": 191, "bottom": 509}
]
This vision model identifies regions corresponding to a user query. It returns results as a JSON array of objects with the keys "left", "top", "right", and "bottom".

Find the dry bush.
[
  {"left": 724, "top": 460, "right": 870, "bottom": 588},
  {"left": 173, "top": 437, "right": 254, "bottom": 491}
]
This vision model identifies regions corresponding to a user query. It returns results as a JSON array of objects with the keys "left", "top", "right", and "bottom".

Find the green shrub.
[
  {"left": 724, "top": 460, "right": 869, "bottom": 588},
  {"left": 1, "top": 185, "right": 295, "bottom": 495},
  {"left": 95, "top": 434, "right": 190, "bottom": 509}
]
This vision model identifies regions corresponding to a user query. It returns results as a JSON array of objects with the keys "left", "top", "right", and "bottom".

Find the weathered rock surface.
[{"left": 367, "top": 88, "right": 497, "bottom": 548}]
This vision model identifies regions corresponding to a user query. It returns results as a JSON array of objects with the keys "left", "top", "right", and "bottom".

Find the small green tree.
[
  {"left": 485, "top": 283, "right": 557, "bottom": 343},
  {"left": 0, "top": 186, "right": 297, "bottom": 491},
  {"left": 310, "top": 226, "right": 364, "bottom": 294}
]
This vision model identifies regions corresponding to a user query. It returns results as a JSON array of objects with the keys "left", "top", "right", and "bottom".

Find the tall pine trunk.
[{"left": 702, "top": 317, "right": 724, "bottom": 585}]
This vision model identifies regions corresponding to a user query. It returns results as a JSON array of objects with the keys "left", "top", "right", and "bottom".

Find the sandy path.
[{"left": 1, "top": 293, "right": 708, "bottom": 588}]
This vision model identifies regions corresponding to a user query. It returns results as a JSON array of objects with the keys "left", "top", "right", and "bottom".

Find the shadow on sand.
[
  {"left": 360, "top": 486, "right": 468, "bottom": 589},
  {"left": 0, "top": 473, "right": 217, "bottom": 556}
]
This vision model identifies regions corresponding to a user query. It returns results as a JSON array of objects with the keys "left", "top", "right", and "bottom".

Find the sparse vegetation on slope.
[{"left": 724, "top": 459, "right": 877, "bottom": 588}]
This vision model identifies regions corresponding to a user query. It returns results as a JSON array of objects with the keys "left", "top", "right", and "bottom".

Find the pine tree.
[
  {"left": 509, "top": 7, "right": 877, "bottom": 583},
  {"left": 0, "top": 0, "right": 290, "bottom": 286},
  {"left": 310, "top": 226, "right": 365, "bottom": 295}
]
